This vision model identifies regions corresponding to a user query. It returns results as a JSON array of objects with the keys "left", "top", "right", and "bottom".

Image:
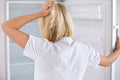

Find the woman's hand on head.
[{"left": 39, "top": 1, "right": 51, "bottom": 17}]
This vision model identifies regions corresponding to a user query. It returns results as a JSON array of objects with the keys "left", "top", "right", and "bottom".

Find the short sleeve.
[
  {"left": 23, "top": 35, "right": 50, "bottom": 60},
  {"left": 87, "top": 44, "right": 100, "bottom": 68}
]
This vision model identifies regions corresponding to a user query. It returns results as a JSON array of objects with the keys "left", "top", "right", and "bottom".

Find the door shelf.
[{"left": 66, "top": 3, "right": 104, "bottom": 20}]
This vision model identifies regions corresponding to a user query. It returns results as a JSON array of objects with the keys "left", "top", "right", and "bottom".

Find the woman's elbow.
[
  {"left": 2, "top": 22, "right": 12, "bottom": 33},
  {"left": 2, "top": 22, "right": 7, "bottom": 32}
]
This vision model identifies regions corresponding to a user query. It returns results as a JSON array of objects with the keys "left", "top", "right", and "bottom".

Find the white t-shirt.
[{"left": 23, "top": 35, "right": 100, "bottom": 80}]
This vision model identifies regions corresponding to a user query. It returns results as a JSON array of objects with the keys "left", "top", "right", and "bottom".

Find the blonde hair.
[{"left": 40, "top": 2, "right": 74, "bottom": 42}]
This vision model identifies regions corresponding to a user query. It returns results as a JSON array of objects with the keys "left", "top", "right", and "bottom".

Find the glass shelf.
[{"left": 10, "top": 62, "right": 34, "bottom": 66}]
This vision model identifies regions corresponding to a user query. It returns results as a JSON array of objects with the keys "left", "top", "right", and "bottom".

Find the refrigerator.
[{"left": 2, "top": 0, "right": 118, "bottom": 80}]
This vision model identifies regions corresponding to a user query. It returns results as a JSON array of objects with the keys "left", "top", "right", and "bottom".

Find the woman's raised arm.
[{"left": 2, "top": 2, "right": 51, "bottom": 48}]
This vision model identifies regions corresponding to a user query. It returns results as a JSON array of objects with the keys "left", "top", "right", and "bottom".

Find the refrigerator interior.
[{"left": 6, "top": 0, "right": 112, "bottom": 80}]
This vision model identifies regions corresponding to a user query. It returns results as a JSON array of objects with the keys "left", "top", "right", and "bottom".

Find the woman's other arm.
[{"left": 99, "top": 37, "right": 120, "bottom": 67}]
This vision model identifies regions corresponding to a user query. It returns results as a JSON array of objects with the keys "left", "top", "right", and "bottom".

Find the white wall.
[{"left": 0, "top": 0, "right": 7, "bottom": 80}]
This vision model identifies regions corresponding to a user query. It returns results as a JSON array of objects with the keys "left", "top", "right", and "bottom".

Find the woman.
[{"left": 2, "top": 1, "right": 120, "bottom": 80}]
